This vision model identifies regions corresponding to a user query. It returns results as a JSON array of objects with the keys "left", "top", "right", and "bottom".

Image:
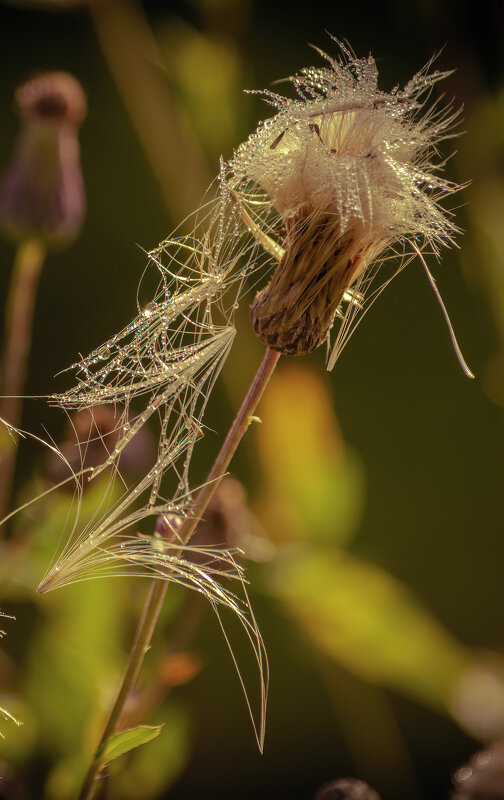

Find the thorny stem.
[
  {"left": 78, "top": 346, "right": 280, "bottom": 800},
  {"left": 0, "top": 239, "right": 46, "bottom": 529}
]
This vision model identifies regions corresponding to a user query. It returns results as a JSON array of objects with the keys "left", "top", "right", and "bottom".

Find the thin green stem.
[
  {"left": 0, "top": 238, "right": 46, "bottom": 529},
  {"left": 78, "top": 346, "right": 280, "bottom": 800},
  {"left": 88, "top": 0, "right": 211, "bottom": 221}
]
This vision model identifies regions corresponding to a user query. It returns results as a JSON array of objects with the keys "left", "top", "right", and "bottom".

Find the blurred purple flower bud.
[
  {"left": 155, "top": 477, "right": 272, "bottom": 571},
  {"left": 315, "top": 778, "right": 381, "bottom": 800},
  {"left": 45, "top": 405, "right": 155, "bottom": 486},
  {"left": 0, "top": 71, "right": 86, "bottom": 246},
  {"left": 155, "top": 512, "right": 184, "bottom": 539}
]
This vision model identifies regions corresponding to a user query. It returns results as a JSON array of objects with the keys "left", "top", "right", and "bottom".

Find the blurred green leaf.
[
  {"left": 45, "top": 753, "right": 89, "bottom": 800},
  {"left": 257, "top": 366, "right": 365, "bottom": 546},
  {"left": 159, "top": 20, "right": 245, "bottom": 160},
  {"left": 3, "top": 474, "right": 123, "bottom": 592},
  {"left": 0, "top": 697, "right": 35, "bottom": 764},
  {"left": 98, "top": 724, "right": 164, "bottom": 765},
  {"left": 274, "top": 549, "right": 473, "bottom": 712},
  {"left": 0, "top": 703, "right": 22, "bottom": 740},
  {"left": 23, "top": 479, "right": 126, "bottom": 757}
]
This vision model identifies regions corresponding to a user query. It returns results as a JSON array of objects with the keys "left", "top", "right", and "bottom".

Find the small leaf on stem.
[{"left": 97, "top": 724, "right": 164, "bottom": 765}]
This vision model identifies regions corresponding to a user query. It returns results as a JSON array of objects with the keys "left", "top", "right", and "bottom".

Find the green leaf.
[
  {"left": 97, "top": 725, "right": 164, "bottom": 765},
  {"left": 275, "top": 549, "right": 473, "bottom": 712},
  {"left": 257, "top": 365, "right": 365, "bottom": 546}
]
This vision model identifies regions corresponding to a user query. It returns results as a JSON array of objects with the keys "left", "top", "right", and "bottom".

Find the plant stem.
[
  {"left": 78, "top": 346, "right": 280, "bottom": 800},
  {"left": 125, "top": 591, "right": 204, "bottom": 728},
  {"left": 88, "top": 0, "right": 211, "bottom": 221},
  {"left": 0, "top": 238, "right": 46, "bottom": 528}
]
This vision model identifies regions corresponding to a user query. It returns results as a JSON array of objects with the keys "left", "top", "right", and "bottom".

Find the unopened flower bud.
[
  {"left": 155, "top": 512, "right": 184, "bottom": 540},
  {"left": 314, "top": 778, "right": 381, "bottom": 800},
  {"left": 0, "top": 71, "right": 86, "bottom": 246}
]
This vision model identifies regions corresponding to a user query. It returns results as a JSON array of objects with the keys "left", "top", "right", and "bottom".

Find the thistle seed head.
[{"left": 230, "top": 41, "right": 462, "bottom": 359}]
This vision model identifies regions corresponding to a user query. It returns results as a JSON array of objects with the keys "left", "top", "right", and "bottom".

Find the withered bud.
[
  {"left": 314, "top": 778, "right": 381, "bottom": 800},
  {"left": 452, "top": 739, "right": 504, "bottom": 800},
  {"left": 0, "top": 71, "right": 87, "bottom": 246}
]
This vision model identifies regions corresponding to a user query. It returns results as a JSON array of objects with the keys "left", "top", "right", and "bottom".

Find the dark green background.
[{"left": 1, "top": 1, "right": 503, "bottom": 798}]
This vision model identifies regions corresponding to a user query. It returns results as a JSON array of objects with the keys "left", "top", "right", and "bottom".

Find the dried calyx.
[{"left": 230, "top": 42, "right": 462, "bottom": 362}]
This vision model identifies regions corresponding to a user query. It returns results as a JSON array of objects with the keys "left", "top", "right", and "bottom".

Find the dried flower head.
[
  {"left": 0, "top": 71, "right": 86, "bottom": 245},
  {"left": 230, "top": 41, "right": 470, "bottom": 371}
]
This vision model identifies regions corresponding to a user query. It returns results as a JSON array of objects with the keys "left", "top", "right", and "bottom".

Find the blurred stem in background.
[
  {"left": 317, "top": 653, "right": 420, "bottom": 798},
  {"left": 125, "top": 591, "right": 204, "bottom": 728},
  {"left": 0, "top": 239, "right": 46, "bottom": 524},
  {"left": 87, "top": 0, "right": 212, "bottom": 222},
  {"left": 0, "top": 72, "right": 87, "bottom": 531},
  {"left": 78, "top": 347, "right": 280, "bottom": 800}
]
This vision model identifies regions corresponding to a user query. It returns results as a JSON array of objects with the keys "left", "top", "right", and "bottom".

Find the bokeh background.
[{"left": 0, "top": 1, "right": 503, "bottom": 798}]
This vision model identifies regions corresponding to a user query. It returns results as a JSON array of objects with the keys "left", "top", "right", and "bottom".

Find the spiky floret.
[{"left": 230, "top": 41, "right": 465, "bottom": 365}]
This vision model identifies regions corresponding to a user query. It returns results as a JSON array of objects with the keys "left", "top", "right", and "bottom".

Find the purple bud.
[
  {"left": 155, "top": 478, "right": 259, "bottom": 571},
  {"left": 314, "top": 778, "right": 381, "bottom": 800},
  {"left": 155, "top": 513, "right": 184, "bottom": 539},
  {"left": 0, "top": 71, "right": 87, "bottom": 247},
  {"left": 45, "top": 406, "right": 155, "bottom": 486}
]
